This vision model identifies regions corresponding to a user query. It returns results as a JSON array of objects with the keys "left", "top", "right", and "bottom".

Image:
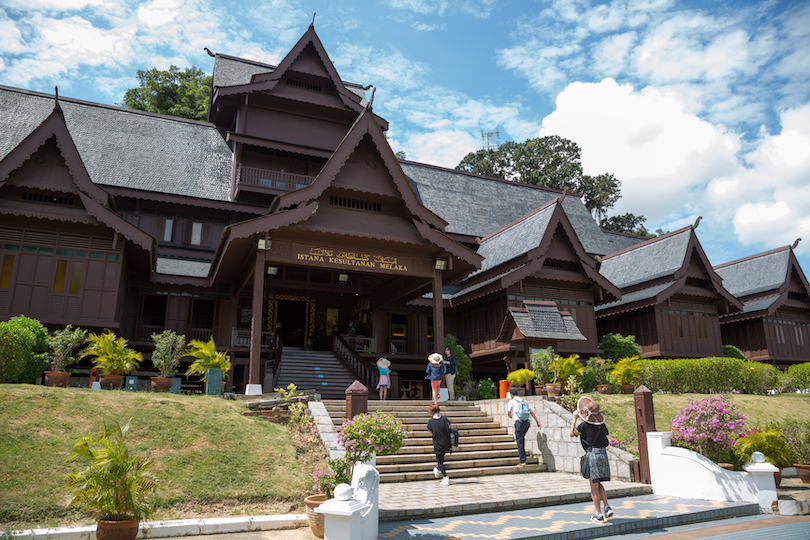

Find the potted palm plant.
[
  {"left": 531, "top": 347, "right": 557, "bottom": 396},
  {"left": 610, "top": 355, "right": 640, "bottom": 394},
  {"left": 184, "top": 337, "right": 231, "bottom": 392},
  {"left": 149, "top": 330, "right": 186, "bottom": 393},
  {"left": 735, "top": 428, "right": 795, "bottom": 487},
  {"left": 66, "top": 420, "right": 157, "bottom": 540},
  {"left": 506, "top": 368, "right": 535, "bottom": 395},
  {"left": 45, "top": 325, "right": 87, "bottom": 388},
  {"left": 80, "top": 332, "right": 142, "bottom": 390}
]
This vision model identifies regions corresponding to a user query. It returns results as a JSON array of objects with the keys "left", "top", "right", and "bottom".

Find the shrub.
[
  {"left": 530, "top": 347, "right": 556, "bottom": 384},
  {"left": 787, "top": 362, "right": 810, "bottom": 391},
  {"left": 506, "top": 368, "right": 535, "bottom": 387},
  {"left": 560, "top": 375, "right": 583, "bottom": 412},
  {"left": 723, "top": 344, "right": 747, "bottom": 360},
  {"left": 184, "top": 337, "right": 231, "bottom": 381},
  {"left": 637, "top": 357, "right": 784, "bottom": 394},
  {"left": 0, "top": 315, "right": 49, "bottom": 383},
  {"left": 80, "top": 331, "right": 142, "bottom": 376},
  {"left": 556, "top": 354, "right": 583, "bottom": 384},
  {"left": 475, "top": 379, "right": 497, "bottom": 399},
  {"left": 337, "top": 412, "right": 408, "bottom": 463},
  {"left": 150, "top": 330, "right": 186, "bottom": 378},
  {"left": 670, "top": 395, "right": 747, "bottom": 464},
  {"left": 49, "top": 325, "right": 87, "bottom": 372},
  {"left": 582, "top": 357, "right": 614, "bottom": 392},
  {"left": 781, "top": 419, "right": 810, "bottom": 464},
  {"left": 599, "top": 333, "right": 641, "bottom": 362}
]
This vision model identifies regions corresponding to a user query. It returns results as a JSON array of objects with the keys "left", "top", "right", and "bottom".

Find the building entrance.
[{"left": 277, "top": 300, "right": 307, "bottom": 348}]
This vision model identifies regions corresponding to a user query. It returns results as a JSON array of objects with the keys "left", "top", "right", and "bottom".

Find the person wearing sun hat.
[
  {"left": 569, "top": 395, "right": 613, "bottom": 524},
  {"left": 425, "top": 352, "right": 446, "bottom": 403},
  {"left": 376, "top": 357, "right": 391, "bottom": 401}
]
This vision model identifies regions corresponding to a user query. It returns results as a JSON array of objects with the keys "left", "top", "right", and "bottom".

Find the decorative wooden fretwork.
[
  {"left": 21, "top": 192, "right": 74, "bottom": 206},
  {"left": 286, "top": 79, "right": 322, "bottom": 92},
  {"left": 267, "top": 293, "right": 316, "bottom": 341},
  {"left": 328, "top": 195, "right": 381, "bottom": 213}
]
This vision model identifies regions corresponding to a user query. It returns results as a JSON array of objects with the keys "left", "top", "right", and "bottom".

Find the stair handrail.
[{"left": 332, "top": 333, "right": 377, "bottom": 390}]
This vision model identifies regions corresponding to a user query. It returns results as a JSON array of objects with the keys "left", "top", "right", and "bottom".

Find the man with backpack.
[{"left": 507, "top": 388, "right": 542, "bottom": 466}]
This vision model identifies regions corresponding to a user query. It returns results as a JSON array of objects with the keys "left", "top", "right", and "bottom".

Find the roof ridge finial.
[
  {"left": 369, "top": 86, "right": 376, "bottom": 107},
  {"left": 792, "top": 238, "right": 801, "bottom": 249},
  {"left": 559, "top": 187, "right": 568, "bottom": 202},
  {"left": 693, "top": 215, "right": 702, "bottom": 229},
  {"left": 311, "top": 12, "right": 316, "bottom": 27}
]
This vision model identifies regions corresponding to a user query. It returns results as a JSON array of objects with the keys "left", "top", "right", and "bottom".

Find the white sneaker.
[
  {"left": 433, "top": 467, "right": 441, "bottom": 478},
  {"left": 440, "top": 476, "right": 450, "bottom": 486}
]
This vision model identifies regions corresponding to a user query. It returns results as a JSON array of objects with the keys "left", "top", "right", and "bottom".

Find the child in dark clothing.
[{"left": 426, "top": 402, "right": 452, "bottom": 485}]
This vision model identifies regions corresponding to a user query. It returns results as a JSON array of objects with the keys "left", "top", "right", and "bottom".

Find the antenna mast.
[{"left": 481, "top": 129, "right": 500, "bottom": 151}]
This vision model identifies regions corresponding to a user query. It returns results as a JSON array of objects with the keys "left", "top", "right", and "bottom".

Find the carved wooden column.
[
  {"left": 432, "top": 268, "right": 444, "bottom": 354},
  {"left": 246, "top": 249, "right": 265, "bottom": 395}
]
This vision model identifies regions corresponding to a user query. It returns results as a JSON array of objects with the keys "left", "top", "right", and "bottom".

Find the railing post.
[
  {"left": 634, "top": 385, "right": 656, "bottom": 484},
  {"left": 345, "top": 380, "right": 368, "bottom": 421}
]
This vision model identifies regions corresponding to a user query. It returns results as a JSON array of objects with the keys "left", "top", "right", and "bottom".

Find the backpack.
[
  {"left": 517, "top": 398, "right": 531, "bottom": 420},
  {"left": 449, "top": 427, "right": 459, "bottom": 450}
]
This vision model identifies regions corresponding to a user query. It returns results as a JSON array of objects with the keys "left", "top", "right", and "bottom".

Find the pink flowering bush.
[
  {"left": 671, "top": 395, "right": 748, "bottom": 464},
  {"left": 338, "top": 412, "right": 409, "bottom": 462}
]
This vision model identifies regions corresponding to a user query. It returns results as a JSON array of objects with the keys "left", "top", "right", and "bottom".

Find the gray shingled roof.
[
  {"left": 400, "top": 161, "right": 620, "bottom": 256},
  {"left": 595, "top": 281, "right": 674, "bottom": 312},
  {"left": 737, "top": 295, "right": 780, "bottom": 314},
  {"left": 212, "top": 55, "right": 368, "bottom": 102},
  {"left": 156, "top": 257, "right": 211, "bottom": 277},
  {"left": 475, "top": 204, "right": 555, "bottom": 273},
  {"left": 598, "top": 229, "right": 691, "bottom": 289},
  {"left": 510, "top": 303, "right": 587, "bottom": 341},
  {"left": 0, "top": 86, "right": 233, "bottom": 202},
  {"left": 714, "top": 249, "right": 789, "bottom": 298},
  {"left": 600, "top": 230, "right": 649, "bottom": 253}
]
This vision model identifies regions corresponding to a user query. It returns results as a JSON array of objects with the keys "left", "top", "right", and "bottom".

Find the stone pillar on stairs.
[{"left": 345, "top": 380, "right": 368, "bottom": 420}]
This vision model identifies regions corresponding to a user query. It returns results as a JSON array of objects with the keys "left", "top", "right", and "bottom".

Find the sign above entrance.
[{"left": 296, "top": 246, "right": 410, "bottom": 272}]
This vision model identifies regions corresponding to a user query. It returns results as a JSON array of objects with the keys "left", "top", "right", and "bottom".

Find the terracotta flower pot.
[
  {"left": 534, "top": 385, "right": 547, "bottom": 396},
  {"left": 96, "top": 520, "right": 140, "bottom": 540},
  {"left": 794, "top": 464, "right": 810, "bottom": 484},
  {"left": 44, "top": 371, "right": 70, "bottom": 388},
  {"left": 596, "top": 384, "right": 612, "bottom": 394},
  {"left": 304, "top": 493, "right": 327, "bottom": 538},
  {"left": 150, "top": 377, "right": 173, "bottom": 393},
  {"left": 99, "top": 374, "right": 125, "bottom": 390},
  {"left": 545, "top": 383, "right": 562, "bottom": 397},
  {"left": 620, "top": 384, "right": 635, "bottom": 394}
]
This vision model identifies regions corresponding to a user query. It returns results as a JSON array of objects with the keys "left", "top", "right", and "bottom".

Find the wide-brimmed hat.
[
  {"left": 576, "top": 396, "right": 604, "bottom": 425},
  {"left": 428, "top": 353, "right": 443, "bottom": 366},
  {"left": 377, "top": 357, "right": 391, "bottom": 369}
]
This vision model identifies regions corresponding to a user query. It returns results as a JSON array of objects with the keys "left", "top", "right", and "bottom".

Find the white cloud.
[
  {"left": 0, "top": 0, "right": 107, "bottom": 9},
  {"left": 0, "top": 10, "right": 28, "bottom": 54},
  {"left": 401, "top": 129, "right": 480, "bottom": 166},
  {"left": 137, "top": 0, "right": 184, "bottom": 27},
  {"left": 387, "top": 0, "right": 450, "bottom": 16}
]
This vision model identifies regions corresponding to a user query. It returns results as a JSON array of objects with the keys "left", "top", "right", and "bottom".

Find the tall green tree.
[
  {"left": 121, "top": 65, "right": 212, "bottom": 121},
  {"left": 455, "top": 135, "right": 620, "bottom": 218}
]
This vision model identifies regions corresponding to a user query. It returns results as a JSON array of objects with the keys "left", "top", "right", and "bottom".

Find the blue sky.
[{"left": 1, "top": 0, "right": 809, "bottom": 276}]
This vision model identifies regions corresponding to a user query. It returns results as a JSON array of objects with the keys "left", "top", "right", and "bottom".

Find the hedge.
[
  {"left": 638, "top": 357, "right": 784, "bottom": 395},
  {"left": 0, "top": 315, "right": 50, "bottom": 384},
  {"left": 787, "top": 362, "right": 810, "bottom": 391}
]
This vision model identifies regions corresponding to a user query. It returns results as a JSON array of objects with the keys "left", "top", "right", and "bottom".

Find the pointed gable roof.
[
  {"left": 214, "top": 24, "right": 364, "bottom": 114},
  {"left": 0, "top": 99, "right": 156, "bottom": 256},
  {"left": 714, "top": 243, "right": 810, "bottom": 321},
  {"left": 209, "top": 104, "right": 482, "bottom": 283},
  {"left": 596, "top": 223, "right": 742, "bottom": 314}
]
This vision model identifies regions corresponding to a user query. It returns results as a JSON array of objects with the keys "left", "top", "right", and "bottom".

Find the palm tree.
[
  {"left": 80, "top": 331, "right": 142, "bottom": 375},
  {"left": 184, "top": 337, "right": 231, "bottom": 381}
]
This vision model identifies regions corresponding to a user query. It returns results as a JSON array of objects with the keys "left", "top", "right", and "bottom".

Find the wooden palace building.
[{"left": 1, "top": 24, "right": 808, "bottom": 396}]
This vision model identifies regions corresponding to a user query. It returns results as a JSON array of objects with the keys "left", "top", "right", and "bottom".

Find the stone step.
[
  {"left": 377, "top": 448, "right": 524, "bottom": 464},
  {"left": 377, "top": 454, "right": 540, "bottom": 474},
  {"left": 404, "top": 434, "right": 514, "bottom": 446},
  {"left": 393, "top": 441, "right": 518, "bottom": 454},
  {"left": 379, "top": 462, "right": 547, "bottom": 482}
]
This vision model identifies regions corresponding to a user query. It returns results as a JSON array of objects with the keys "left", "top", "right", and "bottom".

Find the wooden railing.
[
  {"left": 238, "top": 166, "right": 315, "bottom": 191},
  {"left": 231, "top": 327, "right": 276, "bottom": 348},
  {"left": 343, "top": 334, "right": 376, "bottom": 354},
  {"left": 138, "top": 324, "right": 164, "bottom": 341},
  {"left": 189, "top": 328, "right": 213, "bottom": 342},
  {"left": 333, "top": 333, "right": 377, "bottom": 390},
  {"left": 389, "top": 339, "right": 407, "bottom": 354}
]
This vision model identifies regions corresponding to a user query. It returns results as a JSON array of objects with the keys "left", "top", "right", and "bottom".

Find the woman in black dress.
[
  {"left": 570, "top": 396, "right": 613, "bottom": 523},
  {"left": 426, "top": 402, "right": 452, "bottom": 485}
]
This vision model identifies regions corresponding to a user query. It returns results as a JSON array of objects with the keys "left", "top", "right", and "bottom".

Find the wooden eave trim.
[
  {"left": 469, "top": 343, "right": 514, "bottom": 359},
  {"left": 412, "top": 219, "right": 483, "bottom": 268},
  {"left": 594, "top": 278, "right": 685, "bottom": 319},
  {"left": 0, "top": 206, "right": 97, "bottom": 226},
  {"left": 673, "top": 233, "right": 743, "bottom": 312},
  {"left": 208, "top": 202, "right": 318, "bottom": 281},
  {"left": 104, "top": 186, "right": 265, "bottom": 214},
  {"left": 149, "top": 272, "right": 210, "bottom": 287},
  {"left": 77, "top": 192, "right": 156, "bottom": 255},
  {"left": 227, "top": 132, "right": 334, "bottom": 158},
  {"left": 783, "top": 252, "right": 810, "bottom": 296},
  {"left": 451, "top": 276, "right": 507, "bottom": 307}
]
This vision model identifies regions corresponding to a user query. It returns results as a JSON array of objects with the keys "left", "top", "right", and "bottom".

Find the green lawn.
[{"left": 0, "top": 385, "right": 325, "bottom": 530}]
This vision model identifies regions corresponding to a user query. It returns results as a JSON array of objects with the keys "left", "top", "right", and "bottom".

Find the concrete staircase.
[
  {"left": 274, "top": 348, "right": 358, "bottom": 399},
  {"left": 322, "top": 399, "right": 546, "bottom": 483}
]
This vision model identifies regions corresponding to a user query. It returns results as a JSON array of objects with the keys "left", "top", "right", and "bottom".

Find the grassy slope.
[{"left": 0, "top": 385, "right": 319, "bottom": 529}]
